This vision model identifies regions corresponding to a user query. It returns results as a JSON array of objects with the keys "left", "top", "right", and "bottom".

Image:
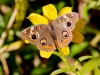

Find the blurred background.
[{"left": 0, "top": 0, "right": 100, "bottom": 75}]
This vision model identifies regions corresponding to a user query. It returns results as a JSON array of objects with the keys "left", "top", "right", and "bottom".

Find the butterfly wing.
[
  {"left": 20, "top": 24, "right": 56, "bottom": 51},
  {"left": 51, "top": 12, "right": 79, "bottom": 47},
  {"left": 37, "top": 26, "right": 56, "bottom": 51},
  {"left": 52, "top": 12, "right": 79, "bottom": 31},
  {"left": 49, "top": 24, "right": 72, "bottom": 47}
]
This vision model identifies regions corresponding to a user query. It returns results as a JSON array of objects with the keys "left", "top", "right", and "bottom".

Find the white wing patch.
[
  {"left": 30, "top": 26, "right": 34, "bottom": 34},
  {"left": 63, "top": 15, "right": 70, "bottom": 21},
  {"left": 36, "top": 32, "right": 39, "bottom": 38},
  {"left": 63, "top": 22, "right": 67, "bottom": 28}
]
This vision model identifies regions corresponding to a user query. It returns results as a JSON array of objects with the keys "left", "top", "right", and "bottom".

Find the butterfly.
[{"left": 20, "top": 12, "right": 79, "bottom": 51}]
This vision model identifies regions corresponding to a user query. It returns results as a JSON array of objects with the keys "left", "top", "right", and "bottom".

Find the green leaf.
[
  {"left": 84, "top": 26, "right": 98, "bottom": 34},
  {"left": 4, "top": 9, "right": 13, "bottom": 24},
  {"left": 74, "top": 56, "right": 93, "bottom": 69},
  {"left": 97, "top": 57, "right": 100, "bottom": 67},
  {"left": 31, "top": 64, "right": 52, "bottom": 75},
  {"left": 70, "top": 41, "right": 89, "bottom": 57},
  {"left": 53, "top": 51, "right": 62, "bottom": 58},
  {"left": 96, "top": 0, "right": 100, "bottom": 7},
  {"left": 88, "top": 1, "right": 97, "bottom": 9},
  {"left": 13, "top": 71, "right": 20, "bottom": 75},
  {"left": 35, "top": 7, "right": 42, "bottom": 14},
  {"left": 23, "top": 54, "right": 33, "bottom": 60},
  {"left": 3, "top": 52, "right": 10, "bottom": 59},
  {"left": 0, "top": 14, "right": 5, "bottom": 28},
  {"left": 70, "top": 0, "right": 74, "bottom": 8},
  {"left": 57, "top": 1, "right": 66, "bottom": 12},
  {"left": 50, "top": 68, "right": 70, "bottom": 75},
  {"left": 0, "top": 0, "right": 14, "bottom": 4},
  {"left": 94, "top": 67, "right": 100, "bottom": 75},
  {"left": 83, "top": 3, "right": 89, "bottom": 22},
  {"left": 90, "top": 47, "right": 100, "bottom": 57},
  {"left": 78, "top": 56, "right": 94, "bottom": 62},
  {"left": 0, "top": 66, "right": 3, "bottom": 75},
  {"left": 80, "top": 58, "right": 97, "bottom": 75},
  {"left": 15, "top": 0, "right": 28, "bottom": 31}
]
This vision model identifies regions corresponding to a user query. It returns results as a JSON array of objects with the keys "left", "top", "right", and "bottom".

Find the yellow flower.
[{"left": 27, "top": 4, "right": 84, "bottom": 58}]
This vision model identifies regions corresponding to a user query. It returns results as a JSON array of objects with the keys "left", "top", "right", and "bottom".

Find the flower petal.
[
  {"left": 72, "top": 30, "right": 84, "bottom": 43},
  {"left": 75, "top": 19, "right": 85, "bottom": 30},
  {"left": 42, "top": 4, "right": 57, "bottom": 20},
  {"left": 58, "top": 7, "right": 72, "bottom": 16},
  {"left": 40, "top": 50, "right": 53, "bottom": 58},
  {"left": 24, "top": 40, "right": 29, "bottom": 44},
  {"left": 58, "top": 46, "right": 70, "bottom": 56},
  {"left": 27, "top": 13, "right": 48, "bottom": 25}
]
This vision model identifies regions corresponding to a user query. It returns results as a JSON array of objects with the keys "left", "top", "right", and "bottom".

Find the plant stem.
[
  {"left": 61, "top": 54, "right": 79, "bottom": 75},
  {"left": 53, "top": 51, "right": 81, "bottom": 75},
  {"left": 0, "top": 8, "right": 18, "bottom": 48}
]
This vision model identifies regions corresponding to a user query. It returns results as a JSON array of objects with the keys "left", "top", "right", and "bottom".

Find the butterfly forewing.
[
  {"left": 52, "top": 12, "right": 79, "bottom": 31},
  {"left": 20, "top": 24, "right": 56, "bottom": 51},
  {"left": 51, "top": 12, "right": 79, "bottom": 47},
  {"left": 20, "top": 24, "right": 47, "bottom": 45}
]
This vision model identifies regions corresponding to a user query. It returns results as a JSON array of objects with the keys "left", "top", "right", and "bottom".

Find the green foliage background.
[{"left": 0, "top": 0, "right": 100, "bottom": 75}]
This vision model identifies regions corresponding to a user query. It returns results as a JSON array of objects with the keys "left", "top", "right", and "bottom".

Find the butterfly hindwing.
[
  {"left": 50, "top": 24, "right": 73, "bottom": 47},
  {"left": 37, "top": 27, "right": 56, "bottom": 51}
]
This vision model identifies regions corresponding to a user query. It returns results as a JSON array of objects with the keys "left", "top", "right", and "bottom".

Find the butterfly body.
[{"left": 20, "top": 12, "right": 79, "bottom": 51}]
